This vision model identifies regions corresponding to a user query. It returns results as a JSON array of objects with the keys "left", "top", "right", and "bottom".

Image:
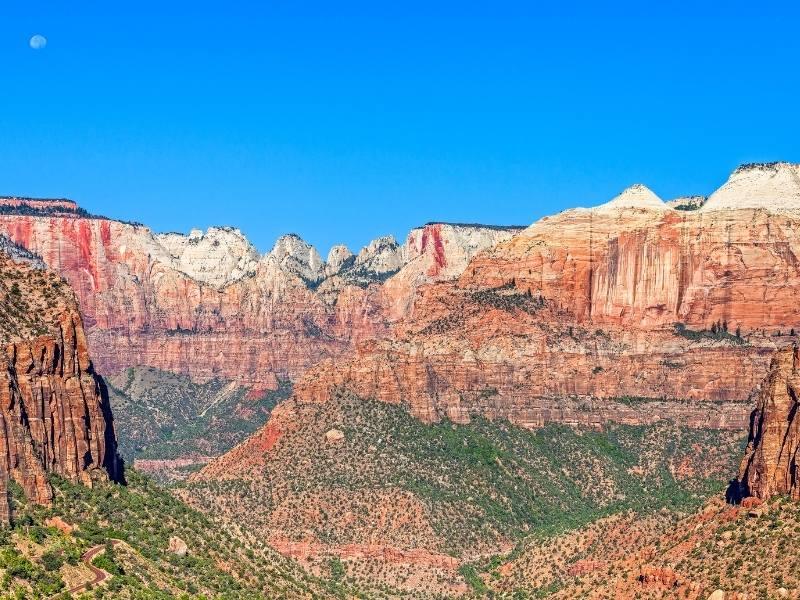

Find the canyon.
[
  {"left": 0, "top": 211, "right": 520, "bottom": 394},
  {"left": 3, "top": 162, "right": 800, "bottom": 597},
  {"left": 3, "top": 164, "right": 800, "bottom": 438},
  {"left": 202, "top": 163, "right": 800, "bottom": 438},
  {"left": 184, "top": 161, "right": 800, "bottom": 587}
]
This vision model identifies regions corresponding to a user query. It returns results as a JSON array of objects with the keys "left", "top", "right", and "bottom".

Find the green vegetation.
[
  {"left": 0, "top": 470, "right": 345, "bottom": 598},
  {"left": 469, "top": 282, "right": 546, "bottom": 314},
  {"left": 674, "top": 322, "right": 745, "bottom": 345},
  {"left": 107, "top": 366, "right": 290, "bottom": 480},
  {"left": 186, "top": 392, "right": 745, "bottom": 559},
  {"left": 0, "top": 253, "right": 67, "bottom": 344},
  {"left": 0, "top": 203, "right": 92, "bottom": 218}
]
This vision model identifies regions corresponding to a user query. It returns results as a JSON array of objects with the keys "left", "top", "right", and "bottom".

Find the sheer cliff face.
[
  {"left": 3, "top": 163, "right": 800, "bottom": 435},
  {"left": 0, "top": 244, "right": 119, "bottom": 523},
  {"left": 463, "top": 192, "right": 800, "bottom": 329},
  {"left": 0, "top": 217, "right": 356, "bottom": 390},
  {"left": 0, "top": 214, "right": 519, "bottom": 393},
  {"left": 289, "top": 164, "right": 800, "bottom": 430},
  {"left": 739, "top": 346, "right": 800, "bottom": 500}
]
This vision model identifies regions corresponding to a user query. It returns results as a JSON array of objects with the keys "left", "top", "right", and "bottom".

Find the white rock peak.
[
  {"left": 156, "top": 226, "right": 259, "bottom": 288},
  {"left": 268, "top": 234, "right": 325, "bottom": 282},
  {"left": 594, "top": 184, "right": 669, "bottom": 212},
  {"left": 325, "top": 244, "right": 354, "bottom": 276},
  {"left": 703, "top": 162, "right": 800, "bottom": 212},
  {"left": 355, "top": 235, "right": 404, "bottom": 274}
]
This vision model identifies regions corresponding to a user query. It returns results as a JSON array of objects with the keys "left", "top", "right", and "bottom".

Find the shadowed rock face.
[
  {"left": 0, "top": 246, "right": 120, "bottom": 523},
  {"left": 739, "top": 345, "right": 800, "bottom": 500}
]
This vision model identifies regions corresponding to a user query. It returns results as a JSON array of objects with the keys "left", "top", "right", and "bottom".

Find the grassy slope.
[{"left": 489, "top": 494, "right": 800, "bottom": 599}]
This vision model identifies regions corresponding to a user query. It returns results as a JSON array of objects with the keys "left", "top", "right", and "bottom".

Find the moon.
[{"left": 29, "top": 35, "right": 47, "bottom": 50}]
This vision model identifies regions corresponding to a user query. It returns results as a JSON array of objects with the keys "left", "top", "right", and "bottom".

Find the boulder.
[
  {"left": 325, "top": 429, "right": 345, "bottom": 445},
  {"left": 168, "top": 536, "right": 189, "bottom": 557}
]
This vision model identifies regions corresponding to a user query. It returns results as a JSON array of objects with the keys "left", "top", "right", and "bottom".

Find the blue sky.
[{"left": 1, "top": 1, "right": 799, "bottom": 254}]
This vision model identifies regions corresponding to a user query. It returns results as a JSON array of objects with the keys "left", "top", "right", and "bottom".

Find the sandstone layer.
[
  {"left": 0, "top": 241, "right": 120, "bottom": 523},
  {"left": 0, "top": 213, "right": 518, "bottom": 395},
  {"left": 287, "top": 166, "right": 800, "bottom": 430},
  {"left": 4, "top": 163, "right": 800, "bottom": 440}
]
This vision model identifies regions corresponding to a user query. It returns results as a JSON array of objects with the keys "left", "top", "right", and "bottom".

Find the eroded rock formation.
[
  {"left": 4, "top": 163, "right": 800, "bottom": 441},
  {"left": 0, "top": 240, "right": 119, "bottom": 523},
  {"left": 739, "top": 345, "right": 800, "bottom": 500},
  {"left": 285, "top": 164, "right": 800, "bottom": 429}
]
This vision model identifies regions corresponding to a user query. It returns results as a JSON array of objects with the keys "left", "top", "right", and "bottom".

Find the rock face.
[
  {"left": 703, "top": 162, "right": 800, "bottom": 212},
  {"left": 168, "top": 536, "right": 189, "bottom": 557},
  {"left": 4, "top": 163, "right": 800, "bottom": 443},
  {"left": 0, "top": 210, "right": 519, "bottom": 395},
  {"left": 0, "top": 216, "right": 353, "bottom": 391},
  {"left": 404, "top": 222, "right": 525, "bottom": 280},
  {"left": 464, "top": 200, "right": 800, "bottom": 330},
  {"left": 0, "top": 197, "right": 82, "bottom": 216},
  {"left": 593, "top": 184, "right": 669, "bottom": 212},
  {"left": 324, "top": 245, "right": 354, "bottom": 277},
  {"left": 269, "top": 234, "right": 325, "bottom": 283},
  {"left": 156, "top": 227, "right": 259, "bottom": 287},
  {"left": 0, "top": 242, "right": 120, "bottom": 523},
  {"left": 739, "top": 345, "right": 800, "bottom": 500},
  {"left": 285, "top": 165, "right": 800, "bottom": 430}
]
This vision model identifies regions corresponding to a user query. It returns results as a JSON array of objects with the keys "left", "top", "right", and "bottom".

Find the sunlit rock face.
[
  {"left": 0, "top": 207, "right": 518, "bottom": 395},
  {"left": 278, "top": 163, "right": 800, "bottom": 433},
  {"left": 156, "top": 227, "right": 260, "bottom": 288},
  {"left": 739, "top": 346, "right": 800, "bottom": 501},
  {"left": 0, "top": 243, "right": 119, "bottom": 523},
  {"left": 463, "top": 175, "right": 800, "bottom": 330},
  {"left": 702, "top": 162, "right": 800, "bottom": 212},
  {"left": 3, "top": 163, "right": 800, "bottom": 436}
]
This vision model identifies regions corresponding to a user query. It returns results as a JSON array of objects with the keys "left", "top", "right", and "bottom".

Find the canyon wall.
[
  {"left": 0, "top": 208, "right": 518, "bottom": 394},
  {"left": 739, "top": 345, "right": 800, "bottom": 500},
  {"left": 0, "top": 241, "right": 119, "bottom": 523},
  {"left": 3, "top": 163, "right": 800, "bottom": 443},
  {"left": 463, "top": 193, "right": 800, "bottom": 331},
  {"left": 287, "top": 164, "right": 800, "bottom": 430}
]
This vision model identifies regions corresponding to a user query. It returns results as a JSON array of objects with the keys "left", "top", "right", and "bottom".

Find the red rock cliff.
[
  {"left": 292, "top": 169, "right": 800, "bottom": 429},
  {"left": 0, "top": 245, "right": 119, "bottom": 523},
  {"left": 739, "top": 345, "right": 800, "bottom": 500}
]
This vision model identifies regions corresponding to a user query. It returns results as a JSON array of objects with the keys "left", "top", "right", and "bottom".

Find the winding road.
[{"left": 66, "top": 540, "right": 121, "bottom": 596}]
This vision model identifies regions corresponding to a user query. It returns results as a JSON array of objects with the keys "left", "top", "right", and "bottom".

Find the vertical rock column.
[
  {"left": 0, "top": 313, "right": 120, "bottom": 524},
  {"left": 739, "top": 345, "right": 800, "bottom": 500}
]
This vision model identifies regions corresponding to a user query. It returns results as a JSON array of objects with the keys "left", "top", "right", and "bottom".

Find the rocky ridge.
[
  {"left": 0, "top": 197, "right": 83, "bottom": 216},
  {"left": 279, "top": 164, "right": 800, "bottom": 431},
  {"left": 156, "top": 227, "right": 260, "bottom": 287},
  {"left": 702, "top": 162, "right": 800, "bottom": 212}
]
